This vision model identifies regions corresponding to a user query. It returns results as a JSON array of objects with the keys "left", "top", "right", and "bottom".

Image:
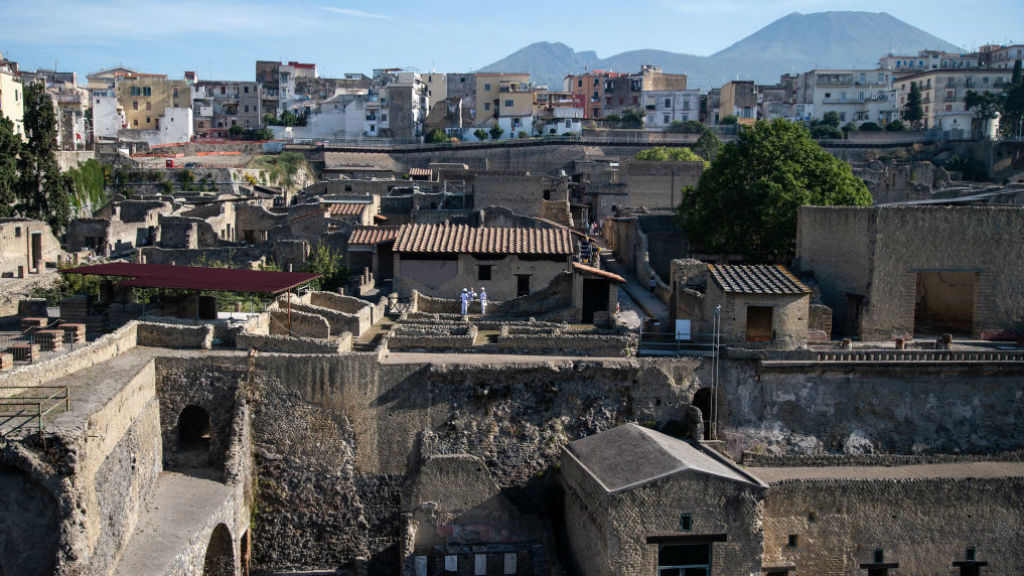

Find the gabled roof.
[
  {"left": 324, "top": 202, "right": 369, "bottom": 217},
  {"left": 566, "top": 423, "right": 766, "bottom": 493},
  {"left": 708, "top": 265, "right": 810, "bottom": 295},
  {"left": 348, "top": 226, "right": 401, "bottom": 246},
  {"left": 394, "top": 223, "right": 573, "bottom": 256}
]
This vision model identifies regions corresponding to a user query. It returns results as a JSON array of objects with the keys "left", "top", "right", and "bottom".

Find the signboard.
[{"left": 675, "top": 319, "right": 692, "bottom": 341}]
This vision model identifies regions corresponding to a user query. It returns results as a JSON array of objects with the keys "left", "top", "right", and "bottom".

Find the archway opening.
[
  {"left": 177, "top": 405, "right": 211, "bottom": 453},
  {"left": 202, "top": 524, "right": 234, "bottom": 576},
  {"left": 691, "top": 387, "right": 714, "bottom": 440}
]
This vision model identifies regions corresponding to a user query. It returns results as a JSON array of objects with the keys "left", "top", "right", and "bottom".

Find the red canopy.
[{"left": 60, "top": 263, "right": 320, "bottom": 295}]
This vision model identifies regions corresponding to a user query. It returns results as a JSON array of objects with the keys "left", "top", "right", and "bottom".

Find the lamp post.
[{"left": 712, "top": 304, "right": 721, "bottom": 440}]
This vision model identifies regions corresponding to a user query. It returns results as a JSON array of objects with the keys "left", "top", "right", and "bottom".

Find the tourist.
[
  {"left": 479, "top": 287, "right": 488, "bottom": 315},
  {"left": 460, "top": 288, "right": 469, "bottom": 315}
]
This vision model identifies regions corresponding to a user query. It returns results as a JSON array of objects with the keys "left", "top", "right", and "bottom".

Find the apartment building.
[
  {"left": 191, "top": 79, "right": 262, "bottom": 136},
  {"left": 0, "top": 54, "right": 24, "bottom": 137},
  {"left": 879, "top": 50, "right": 981, "bottom": 77},
  {"left": 720, "top": 81, "right": 757, "bottom": 124},
  {"left": 980, "top": 44, "right": 1024, "bottom": 70},
  {"left": 787, "top": 69, "right": 897, "bottom": 125},
  {"left": 896, "top": 68, "right": 1014, "bottom": 137},
  {"left": 564, "top": 70, "right": 626, "bottom": 119},
  {"left": 256, "top": 60, "right": 318, "bottom": 117},
  {"left": 115, "top": 74, "right": 190, "bottom": 131}
]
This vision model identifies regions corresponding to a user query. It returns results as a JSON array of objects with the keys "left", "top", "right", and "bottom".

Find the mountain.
[{"left": 477, "top": 11, "right": 963, "bottom": 90}]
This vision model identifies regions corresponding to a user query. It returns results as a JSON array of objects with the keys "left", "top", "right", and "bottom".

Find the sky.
[{"left": 1, "top": 0, "right": 1021, "bottom": 82}]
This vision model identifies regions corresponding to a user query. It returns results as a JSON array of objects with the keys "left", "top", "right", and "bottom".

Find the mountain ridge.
[{"left": 478, "top": 11, "right": 962, "bottom": 90}]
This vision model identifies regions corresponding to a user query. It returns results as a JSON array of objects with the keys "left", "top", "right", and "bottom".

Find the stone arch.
[
  {"left": 0, "top": 465, "right": 59, "bottom": 576},
  {"left": 691, "top": 387, "right": 715, "bottom": 440},
  {"left": 202, "top": 523, "right": 235, "bottom": 576}
]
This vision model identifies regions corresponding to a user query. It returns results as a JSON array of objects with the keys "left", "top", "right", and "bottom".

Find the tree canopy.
[
  {"left": 636, "top": 146, "right": 704, "bottom": 163},
  {"left": 903, "top": 82, "right": 924, "bottom": 128},
  {"left": 17, "top": 82, "right": 71, "bottom": 234},
  {"left": 678, "top": 118, "right": 872, "bottom": 263}
]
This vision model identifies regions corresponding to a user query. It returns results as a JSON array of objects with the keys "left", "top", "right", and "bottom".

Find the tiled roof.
[
  {"left": 408, "top": 167, "right": 432, "bottom": 177},
  {"left": 325, "top": 203, "right": 369, "bottom": 216},
  {"left": 708, "top": 265, "right": 810, "bottom": 295},
  {"left": 348, "top": 226, "right": 400, "bottom": 245},
  {"left": 60, "top": 263, "right": 319, "bottom": 295},
  {"left": 573, "top": 262, "right": 625, "bottom": 283},
  {"left": 394, "top": 223, "right": 573, "bottom": 255}
]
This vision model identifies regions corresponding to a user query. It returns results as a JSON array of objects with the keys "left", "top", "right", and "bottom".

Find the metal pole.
[{"left": 713, "top": 305, "right": 721, "bottom": 440}]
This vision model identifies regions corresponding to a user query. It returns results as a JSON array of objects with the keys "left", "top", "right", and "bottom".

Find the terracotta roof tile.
[
  {"left": 325, "top": 203, "right": 368, "bottom": 216},
  {"left": 348, "top": 226, "right": 401, "bottom": 245},
  {"left": 394, "top": 223, "right": 572, "bottom": 256},
  {"left": 708, "top": 265, "right": 810, "bottom": 295},
  {"left": 573, "top": 262, "right": 625, "bottom": 283}
]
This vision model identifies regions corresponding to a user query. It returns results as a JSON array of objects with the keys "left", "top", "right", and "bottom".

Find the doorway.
[
  {"left": 745, "top": 306, "right": 773, "bottom": 342},
  {"left": 30, "top": 232, "right": 42, "bottom": 273},
  {"left": 516, "top": 274, "right": 531, "bottom": 297},
  {"left": 914, "top": 271, "right": 977, "bottom": 335},
  {"left": 581, "top": 279, "right": 609, "bottom": 323}
]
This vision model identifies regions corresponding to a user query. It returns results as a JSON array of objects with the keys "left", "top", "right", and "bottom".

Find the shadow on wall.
[{"left": 0, "top": 465, "right": 60, "bottom": 576}]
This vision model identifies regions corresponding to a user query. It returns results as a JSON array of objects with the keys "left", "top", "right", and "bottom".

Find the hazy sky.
[{"left": 1, "top": 0, "right": 1021, "bottom": 81}]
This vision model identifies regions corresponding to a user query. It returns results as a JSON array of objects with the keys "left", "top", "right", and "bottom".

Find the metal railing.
[
  {"left": 637, "top": 330, "right": 717, "bottom": 357},
  {"left": 0, "top": 386, "right": 71, "bottom": 438}
]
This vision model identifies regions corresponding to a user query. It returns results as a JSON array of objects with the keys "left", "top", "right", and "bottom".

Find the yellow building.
[
  {"left": 0, "top": 58, "right": 24, "bottom": 137},
  {"left": 116, "top": 74, "right": 191, "bottom": 130},
  {"left": 896, "top": 68, "right": 1014, "bottom": 134},
  {"left": 475, "top": 73, "right": 530, "bottom": 123}
]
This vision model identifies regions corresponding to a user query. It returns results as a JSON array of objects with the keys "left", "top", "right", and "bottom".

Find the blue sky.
[{"left": 1, "top": 0, "right": 1021, "bottom": 81}]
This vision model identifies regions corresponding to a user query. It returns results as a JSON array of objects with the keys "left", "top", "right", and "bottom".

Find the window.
[
  {"left": 478, "top": 265, "right": 492, "bottom": 281},
  {"left": 444, "top": 555, "right": 458, "bottom": 571},
  {"left": 578, "top": 79, "right": 582, "bottom": 88},
  {"left": 516, "top": 274, "right": 530, "bottom": 297},
  {"left": 505, "top": 99, "right": 513, "bottom": 107},
  {"left": 664, "top": 114, "right": 670, "bottom": 124},
  {"left": 746, "top": 306, "right": 773, "bottom": 341},
  {"left": 788, "top": 534, "right": 799, "bottom": 547},
  {"left": 665, "top": 98, "right": 671, "bottom": 108},
  {"left": 484, "top": 83, "right": 491, "bottom": 91},
  {"left": 965, "top": 548, "right": 976, "bottom": 562},
  {"left": 474, "top": 554, "right": 486, "bottom": 575},
  {"left": 221, "top": 86, "right": 226, "bottom": 95},
  {"left": 244, "top": 86, "right": 249, "bottom": 93},
  {"left": 244, "top": 105, "right": 249, "bottom": 112},
  {"left": 382, "top": 114, "right": 387, "bottom": 121},
  {"left": 679, "top": 514, "right": 692, "bottom": 532},
  {"left": 146, "top": 117, "right": 151, "bottom": 123},
  {"left": 14, "top": 226, "right": 21, "bottom": 237},
  {"left": 658, "top": 544, "right": 710, "bottom": 576},
  {"left": 484, "top": 102, "right": 490, "bottom": 111},
  {"left": 503, "top": 552, "right": 517, "bottom": 574},
  {"left": 133, "top": 101, "right": 138, "bottom": 110},
  {"left": 143, "top": 86, "right": 151, "bottom": 96},
  {"left": 134, "top": 119, "right": 138, "bottom": 126},
  {"left": 146, "top": 101, "right": 152, "bottom": 110},
  {"left": 874, "top": 549, "right": 885, "bottom": 564}
]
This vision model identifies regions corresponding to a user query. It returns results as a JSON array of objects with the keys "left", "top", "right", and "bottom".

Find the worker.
[
  {"left": 479, "top": 287, "right": 488, "bottom": 315},
  {"left": 460, "top": 288, "right": 469, "bottom": 315}
]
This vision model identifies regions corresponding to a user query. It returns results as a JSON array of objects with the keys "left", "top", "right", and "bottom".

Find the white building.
[
  {"left": 91, "top": 92, "right": 124, "bottom": 140},
  {"left": 642, "top": 89, "right": 700, "bottom": 130},
  {"left": 789, "top": 69, "right": 897, "bottom": 125}
]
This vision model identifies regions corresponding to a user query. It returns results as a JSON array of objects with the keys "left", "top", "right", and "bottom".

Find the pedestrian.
[
  {"left": 479, "top": 287, "right": 488, "bottom": 315},
  {"left": 649, "top": 275, "right": 657, "bottom": 295},
  {"left": 460, "top": 288, "right": 469, "bottom": 315}
]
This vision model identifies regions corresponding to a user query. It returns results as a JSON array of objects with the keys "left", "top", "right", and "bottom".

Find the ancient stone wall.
[
  {"left": 762, "top": 476, "right": 1024, "bottom": 575},
  {"left": 619, "top": 159, "right": 702, "bottom": 210},
  {"left": 719, "top": 358, "right": 1024, "bottom": 457},
  {"left": 137, "top": 321, "right": 214, "bottom": 349}
]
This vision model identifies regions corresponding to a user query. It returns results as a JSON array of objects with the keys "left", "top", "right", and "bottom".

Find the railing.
[
  {"left": 0, "top": 386, "right": 71, "bottom": 438},
  {"left": 812, "top": 350, "right": 1024, "bottom": 363},
  {"left": 637, "top": 330, "right": 717, "bottom": 357}
]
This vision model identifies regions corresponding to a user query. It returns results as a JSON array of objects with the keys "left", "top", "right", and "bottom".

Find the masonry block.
[
  {"left": 34, "top": 330, "right": 65, "bottom": 351},
  {"left": 8, "top": 342, "right": 40, "bottom": 362},
  {"left": 20, "top": 317, "right": 49, "bottom": 333}
]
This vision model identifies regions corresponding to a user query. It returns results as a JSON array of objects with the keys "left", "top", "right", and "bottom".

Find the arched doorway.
[
  {"left": 691, "top": 388, "right": 715, "bottom": 440},
  {"left": 202, "top": 524, "right": 234, "bottom": 576}
]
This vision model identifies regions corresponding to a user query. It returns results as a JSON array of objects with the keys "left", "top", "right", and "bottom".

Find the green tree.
[
  {"left": 678, "top": 119, "right": 872, "bottom": 262},
  {"left": 666, "top": 120, "right": 707, "bottom": 134},
  {"left": 489, "top": 124, "right": 504, "bottom": 140},
  {"left": 693, "top": 130, "right": 722, "bottom": 163},
  {"left": 305, "top": 245, "right": 347, "bottom": 292},
  {"left": 859, "top": 122, "right": 882, "bottom": 131},
  {"left": 885, "top": 120, "right": 905, "bottom": 132},
  {"left": 903, "top": 82, "right": 924, "bottom": 128},
  {"left": 425, "top": 128, "right": 450, "bottom": 143},
  {"left": 620, "top": 107, "right": 646, "bottom": 128},
  {"left": 473, "top": 128, "right": 488, "bottom": 141},
  {"left": 1000, "top": 59, "right": 1024, "bottom": 138},
  {"left": 18, "top": 81, "right": 70, "bottom": 234},
  {"left": 636, "top": 146, "right": 704, "bottom": 163},
  {"left": 821, "top": 111, "right": 841, "bottom": 127},
  {"left": 0, "top": 116, "right": 19, "bottom": 217},
  {"left": 719, "top": 115, "right": 738, "bottom": 125}
]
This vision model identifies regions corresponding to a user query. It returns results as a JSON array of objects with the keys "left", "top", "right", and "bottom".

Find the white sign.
[{"left": 675, "top": 319, "right": 692, "bottom": 341}]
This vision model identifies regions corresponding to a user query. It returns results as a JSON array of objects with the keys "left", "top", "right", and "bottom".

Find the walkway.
[
  {"left": 113, "top": 471, "right": 235, "bottom": 576},
  {"left": 598, "top": 252, "right": 670, "bottom": 324},
  {"left": 749, "top": 460, "right": 1024, "bottom": 484},
  {"left": 380, "top": 351, "right": 636, "bottom": 366}
]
